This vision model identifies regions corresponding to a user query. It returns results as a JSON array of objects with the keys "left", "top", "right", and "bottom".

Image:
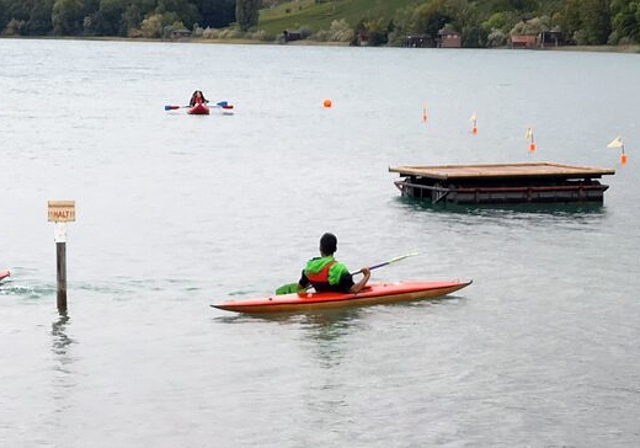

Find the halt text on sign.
[{"left": 48, "top": 200, "right": 76, "bottom": 222}]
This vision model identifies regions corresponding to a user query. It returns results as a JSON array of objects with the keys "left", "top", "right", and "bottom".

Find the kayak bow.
[{"left": 211, "top": 279, "right": 472, "bottom": 313}]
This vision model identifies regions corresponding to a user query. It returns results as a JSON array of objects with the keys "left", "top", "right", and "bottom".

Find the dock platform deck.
[{"left": 389, "top": 162, "right": 615, "bottom": 204}]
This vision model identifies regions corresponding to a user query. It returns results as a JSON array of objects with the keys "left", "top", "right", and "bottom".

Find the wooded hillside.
[{"left": 0, "top": 0, "right": 638, "bottom": 48}]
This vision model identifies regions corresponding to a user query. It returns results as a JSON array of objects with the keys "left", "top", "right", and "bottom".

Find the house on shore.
[
  {"left": 437, "top": 29, "right": 461, "bottom": 48},
  {"left": 171, "top": 28, "right": 191, "bottom": 39},
  {"left": 510, "top": 31, "right": 565, "bottom": 49},
  {"left": 282, "top": 30, "right": 302, "bottom": 43},
  {"left": 510, "top": 34, "right": 537, "bottom": 48},
  {"left": 538, "top": 31, "right": 564, "bottom": 48}
]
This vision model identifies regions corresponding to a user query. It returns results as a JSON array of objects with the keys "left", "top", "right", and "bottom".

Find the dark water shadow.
[
  {"left": 50, "top": 311, "right": 78, "bottom": 420},
  {"left": 393, "top": 196, "right": 610, "bottom": 232},
  {"left": 394, "top": 196, "right": 607, "bottom": 217},
  {"left": 51, "top": 312, "right": 76, "bottom": 364}
]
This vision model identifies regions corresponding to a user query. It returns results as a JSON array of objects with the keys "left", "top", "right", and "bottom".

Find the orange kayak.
[{"left": 211, "top": 280, "right": 472, "bottom": 313}]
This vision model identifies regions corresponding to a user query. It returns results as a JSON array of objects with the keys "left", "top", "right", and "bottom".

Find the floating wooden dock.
[{"left": 389, "top": 162, "right": 615, "bottom": 204}]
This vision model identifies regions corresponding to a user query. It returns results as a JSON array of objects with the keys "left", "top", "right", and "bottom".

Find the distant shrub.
[
  {"left": 219, "top": 28, "right": 243, "bottom": 39},
  {"left": 128, "top": 28, "right": 143, "bottom": 38},
  {"left": 487, "top": 28, "right": 507, "bottom": 47},
  {"left": 573, "top": 29, "right": 588, "bottom": 45},
  {"left": 618, "top": 36, "right": 636, "bottom": 45},
  {"left": 202, "top": 27, "right": 220, "bottom": 39},
  {"left": 3, "top": 19, "right": 25, "bottom": 36},
  {"left": 311, "top": 30, "right": 329, "bottom": 41},
  {"left": 140, "top": 14, "right": 163, "bottom": 38},
  {"left": 192, "top": 24, "right": 204, "bottom": 38},
  {"left": 328, "top": 19, "right": 354, "bottom": 42},
  {"left": 249, "top": 29, "right": 276, "bottom": 41}
]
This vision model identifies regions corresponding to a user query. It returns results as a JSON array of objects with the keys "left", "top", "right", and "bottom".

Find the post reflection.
[
  {"left": 51, "top": 312, "right": 75, "bottom": 358},
  {"left": 50, "top": 311, "right": 77, "bottom": 421}
]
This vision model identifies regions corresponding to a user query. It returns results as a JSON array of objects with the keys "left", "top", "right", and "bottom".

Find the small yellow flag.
[
  {"left": 525, "top": 127, "right": 533, "bottom": 140},
  {"left": 470, "top": 112, "right": 477, "bottom": 122},
  {"left": 607, "top": 136, "right": 623, "bottom": 149}
]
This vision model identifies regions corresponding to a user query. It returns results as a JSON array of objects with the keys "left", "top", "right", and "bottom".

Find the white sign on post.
[{"left": 48, "top": 200, "right": 75, "bottom": 243}]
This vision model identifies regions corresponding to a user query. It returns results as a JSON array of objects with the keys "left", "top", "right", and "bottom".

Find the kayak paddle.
[
  {"left": 275, "top": 252, "right": 420, "bottom": 295},
  {"left": 164, "top": 101, "right": 232, "bottom": 111}
]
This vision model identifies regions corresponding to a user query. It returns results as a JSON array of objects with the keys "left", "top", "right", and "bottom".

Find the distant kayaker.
[
  {"left": 298, "top": 233, "right": 371, "bottom": 294},
  {"left": 189, "top": 90, "right": 209, "bottom": 106}
]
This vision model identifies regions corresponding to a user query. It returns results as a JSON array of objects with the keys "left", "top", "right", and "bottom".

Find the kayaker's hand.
[{"left": 360, "top": 267, "right": 371, "bottom": 277}]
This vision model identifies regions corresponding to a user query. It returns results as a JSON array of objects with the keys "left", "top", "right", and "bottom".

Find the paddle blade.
[
  {"left": 276, "top": 283, "right": 299, "bottom": 295},
  {"left": 216, "top": 101, "right": 228, "bottom": 107},
  {"left": 222, "top": 105, "right": 234, "bottom": 110},
  {"left": 164, "top": 105, "right": 180, "bottom": 111}
]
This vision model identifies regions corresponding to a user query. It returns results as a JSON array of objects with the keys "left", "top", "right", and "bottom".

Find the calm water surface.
[{"left": 1, "top": 39, "right": 639, "bottom": 447}]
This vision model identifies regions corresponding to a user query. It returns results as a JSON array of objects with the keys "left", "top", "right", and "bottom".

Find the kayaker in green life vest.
[{"left": 297, "top": 233, "right": 371, "bottom": 294}]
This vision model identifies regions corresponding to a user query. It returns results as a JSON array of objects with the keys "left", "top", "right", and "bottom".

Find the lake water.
[{"left": 1, "top": 38, "right": 639, "bottom": 447}]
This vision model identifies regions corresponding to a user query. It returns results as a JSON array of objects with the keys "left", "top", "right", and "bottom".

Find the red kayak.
[
  {"left": 0, "top": 270, "right": 10, "bottom": 282},
  {"left": 188, "top": 103, "right": 210, "bottom": 115},
  {"left": 211, "top": 280, "right": 472, "bottom": 313}
]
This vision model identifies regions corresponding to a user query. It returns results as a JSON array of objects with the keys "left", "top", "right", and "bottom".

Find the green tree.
[
  {"left": 561, "top": 0, "right": 610, "bottom": 44},
  {"left": 611, "top": 0, "right": 640, "bottom": 43},
  {"left": 26, "top": 0, "right": 55, "bottom": 34},
  {"left": 93, "top": 0, "right": 127, "bottom": 35},
  {"left": 410, "top": 0, "right": 453, "bottom": 40},
  {"left": 236, "top": 0, "right": 260, "bottom": 31},
  {"left": 52, "top": 0, "right": 87, "bottom": 35},
  {"left": 196, "top": 0, "right": 235, "bottom": 28},
  {"left": 140, "top": 11, "right": 163, "bottom": 37}
]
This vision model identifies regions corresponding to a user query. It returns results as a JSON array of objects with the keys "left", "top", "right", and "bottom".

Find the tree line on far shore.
[
  {"left": 0, "top": 0, "right": 638, "bottom": 48},
  {"left": 0, "top": 0, "right": 257, "bottom": 37}
]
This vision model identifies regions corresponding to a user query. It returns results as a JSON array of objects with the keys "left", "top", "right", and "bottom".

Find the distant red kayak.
[
  {"left": 0, "top": 270, "right": 10, "bottom": 282},
  {"left": 211, "top": 280, "right": 472, "bottom": 313},
  {"left": 187, "top": 103, "right": 210, "bottom": 115}
]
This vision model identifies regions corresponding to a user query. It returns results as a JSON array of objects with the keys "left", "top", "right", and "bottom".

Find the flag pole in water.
[
  {"left": 48, "top": 200, "right": 76, "bottom": 313},
  {"left": 525, "top": 127, "right": 536, "bottom": 152},
  {"left": 470, "top": 112, "right": 478, "bottom": 135},
  {"left": 607, "top": 136, "right": 628, "bottom": 166},
  {"left": 422, "top": 104, "right": 429, "bottom": 123}
]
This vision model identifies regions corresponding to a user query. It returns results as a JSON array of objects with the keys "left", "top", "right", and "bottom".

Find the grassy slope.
[{"left": 258, "top": 0, "right": 417, "bottom": 35}]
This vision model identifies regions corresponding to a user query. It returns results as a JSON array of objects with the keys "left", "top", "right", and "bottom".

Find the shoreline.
[{"left": 2, "top": 35, "right": 639, "bottom": 53}]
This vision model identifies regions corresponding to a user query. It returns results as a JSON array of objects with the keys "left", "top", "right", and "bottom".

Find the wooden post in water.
[
  {"left": 48, "top": 201, "right": 76, "bottom": 313},
  {"left": 55, "top": 230, "right": 67, "bottom": 311}
]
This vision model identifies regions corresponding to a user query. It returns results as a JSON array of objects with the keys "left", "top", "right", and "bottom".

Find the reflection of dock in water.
[{"left": 389, "top": 162, "right": 616, "bottom": 205}]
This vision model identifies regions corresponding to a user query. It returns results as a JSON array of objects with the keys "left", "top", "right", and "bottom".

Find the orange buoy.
[
  {"left": 621, "top": 153, "right": 628, "bottom": 165},
  {"left": 422, "top": 106, "right": 428, "bottom": 123},
  {"left": 529, "top": 142, "right": 536, "bottom": 152},
  {"left": 323, "top": 99, "right": 332, "bottom": 108},
  {"left": 471, "top": 126, "right": 478, "bottom": 135}
]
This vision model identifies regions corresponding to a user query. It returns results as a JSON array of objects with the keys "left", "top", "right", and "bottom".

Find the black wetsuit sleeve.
[
  {"left": 298, "top": 270, "right": 310, "bottom": 288},
  {"left": 339, "top": 272, "right": 355, "bottom": 293}
]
